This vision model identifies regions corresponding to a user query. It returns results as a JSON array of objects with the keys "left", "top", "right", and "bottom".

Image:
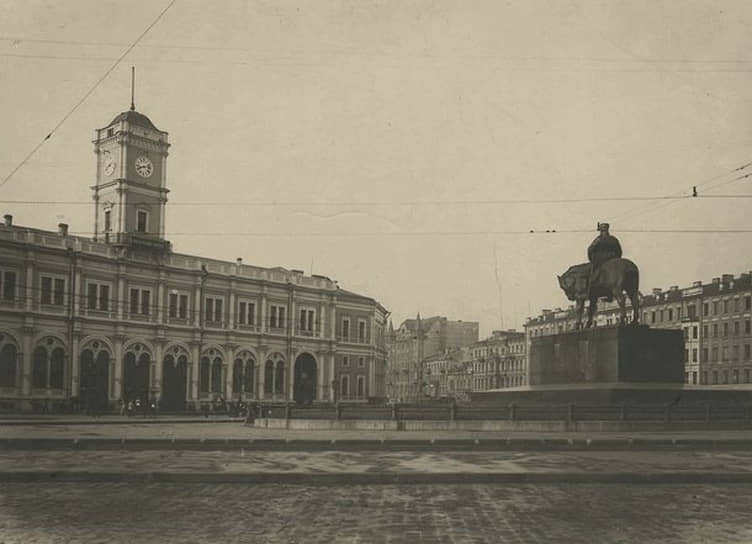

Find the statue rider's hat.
[{"left": 597, "top": 222, "right": 610, "bottom": 232}]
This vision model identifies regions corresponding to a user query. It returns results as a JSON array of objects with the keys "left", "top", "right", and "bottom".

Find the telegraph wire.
[
  {"left": 0, "top": 0, "right": 177, "bottom": 191},
  {"left": 4, "top": 36, "right": 752, "bottom": 65}
]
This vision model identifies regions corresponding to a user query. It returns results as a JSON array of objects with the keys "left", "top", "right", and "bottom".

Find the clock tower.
[{"left": 92, "top": 97, "right": 170, "bottom": 250}]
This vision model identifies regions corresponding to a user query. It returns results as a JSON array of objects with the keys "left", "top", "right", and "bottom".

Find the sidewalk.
[{"left": 2, "top": 421, "right": 752, "bottom": 450}]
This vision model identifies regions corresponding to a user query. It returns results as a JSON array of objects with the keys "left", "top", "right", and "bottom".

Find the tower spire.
[{"left": 130, "top": 66, "right": 135, "bottom": 111}]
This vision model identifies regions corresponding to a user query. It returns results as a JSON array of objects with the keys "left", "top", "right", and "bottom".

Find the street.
[{"left": 1, "top": 482, "right": 751, "bottom": 543}]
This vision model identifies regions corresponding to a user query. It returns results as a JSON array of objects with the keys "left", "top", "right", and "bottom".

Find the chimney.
[
  {"left": 58, "top": 223, "right": 69, "bottom": 236},
  {"left": 669, "top": 285, "right": 679, "bottom": 292},
  {"left": 236, "top": 257, "right": 243, "bottom": 266},
  {"left": 712, "top": 277, "right": 720, "bottom": 285},
  {"left": 722, "top": 274, "right": 734, "bottom": 283},
  {"left": 652, "top": 288, "right": 662, "bottom": 296},
  {"left": 3, "top": 214, "right": 11, "bottom": 227},
  {"left": 692, "top": 281, "right": 702, "bottom": 288}
]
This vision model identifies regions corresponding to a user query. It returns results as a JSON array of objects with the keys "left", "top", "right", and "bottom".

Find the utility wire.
[{"left": 0, "top": 0, "right": 177, "bottom": 191}]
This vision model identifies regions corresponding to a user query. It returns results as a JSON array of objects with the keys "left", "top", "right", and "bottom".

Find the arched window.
[
  {"left": 0, "top": 340, "right": 17, "bottom": 388},
  {"left": 50, "top": 347, "right": 65, "bottom": 389},
  {"left": 32, "top": 346, "right": 48, "bottom": 388},
  {"left": 274, "top": 361, "right": 284, "bottom": 394},
  {"left": 244, "top": 359, "right": 255, "bottom": 394},
  {"left": 211, "top": 357, "right": 222, "bottom": 394},
  {"left": 200, "top": 357, "right": 210, "bottom": 394},
  {"left": 233, "top": 359, "right": 244, "bottom": 394},
  {"left": 264, "top": 360, "right": 274, "bottom": 394}
]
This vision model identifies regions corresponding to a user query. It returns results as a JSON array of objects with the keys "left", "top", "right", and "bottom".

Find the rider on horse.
[{"left": 587, "top": 222, "right": 622, "bottom": 300}]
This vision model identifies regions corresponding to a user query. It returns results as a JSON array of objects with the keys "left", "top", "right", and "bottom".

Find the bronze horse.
[{"left": 558, "top": 258, "right": 640, "bottom": 329}]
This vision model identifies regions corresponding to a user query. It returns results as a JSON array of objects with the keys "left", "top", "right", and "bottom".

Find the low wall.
[{"left": 255, "top": 417, "right": 752, "bottom": 432}]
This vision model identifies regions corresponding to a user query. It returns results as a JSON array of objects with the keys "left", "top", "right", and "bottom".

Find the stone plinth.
[{"left": 528, "top": 325, "right": 684, "bottom": 386}]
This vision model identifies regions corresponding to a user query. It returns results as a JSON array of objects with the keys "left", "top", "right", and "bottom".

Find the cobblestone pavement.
[
  {"left": 3, "top": 422, "right": 752, "bottom": 441},
  {"left": 1, "top": 482, "right": 752, "bottom": 543},
  {"left": 2, "top": 449, "right": 752, "bottom": 475}
]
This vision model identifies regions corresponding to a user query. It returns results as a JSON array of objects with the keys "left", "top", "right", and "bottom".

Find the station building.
[{"left": 0, "top": 104, "right": 388, "bottom": 411}]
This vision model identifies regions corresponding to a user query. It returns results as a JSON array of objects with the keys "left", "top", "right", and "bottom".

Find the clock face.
[
  {"left": 103, "top": 152, "right": 116, "bottom": 176},
  {"left": 135, "top": 156, "right": 154, "bottom": 178}
]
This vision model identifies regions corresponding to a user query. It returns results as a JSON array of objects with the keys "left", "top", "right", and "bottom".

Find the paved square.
[{"left": 1, "top": 483, "right": 752, "bottom": 543}]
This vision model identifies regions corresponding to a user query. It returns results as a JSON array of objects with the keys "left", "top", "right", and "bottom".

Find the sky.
[{"left": 1, "top": 0, "right": 751, "bottom": 337}]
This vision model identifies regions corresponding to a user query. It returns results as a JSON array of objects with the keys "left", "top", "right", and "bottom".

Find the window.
[
  {"left": 692, "top": 371, "right": 697, "bottom": 385},
  {"left": 724, "top": 300, "right": 729, "bottom": 314},
  {"left": 86, "top": 282, "right": 110, "bottom": 312},
  {"left": 0, "top": 270, "right": 17, "bottom": 302},
  {"left": 136, "top": 210, "right": 148, "bottom": 233},
  {"left": 711, "top": 347, "right": 718, "bottom": 362},
  {"left": 358, "top": 357, "right": 365, "bottom": 368},
  {"left": 703, "top": 325, "right": 708, "bottom": 338},
  {"left": 745, "top": 344, "right": 751, "bottom": 360},
  {"left": 357, "top": 375, "right": 365, "bottom": 398},
  {"left": 734, "top": 321, "right": 740, "bottom": 336},
  {"left": 702, "top": 348, "right": 708, "bottom": 362},
  {"left": 340, "top": 375, "right": 349, "bottom": 399},
  {"left": 746, "top": 296, "right": 751, "bottom": 311},
  {"left": 40, "top": 275, "right": 65, "bottom": 306},
  {"left": 735, "top": 298, "right": 740, "bottom": 313},
  {"left": 269, "top": 304, "right": 286, "bottom": 329},
  {"left": 733, "top": 345, "right": 740, "bottom": 361},
  {"left": 0, "top": 341, "right": 17, "bottom": 388},
  {"left": 723, "top": 370, "right": 729, "bottom": 384},
  {"left": 722, "top": 346, "right": 729, "bottom": 361},
  {"left": 692, "top": 326, "right": 698, "bottom": 339},
  {"left": 746, "top": 369, "right": 751, "bottom": 383},
  {"left": 692, "top": 348, "right": 698, "bottom": 362},
  {"left": 298, "top": 308, "right": 315, "bottom": 334},
  {"left": 358, "top": 320, "right": 367, "bottom": 343},
  {"left": 734, "top": 369, "right": 740, "bottom": 384},
  {"left": 723, "top": 322, "right": 729, "bottom": 337},
  {"left": 713, "top": 301, "right": 719, "bottom": 315},
  {"left": 238, "top": 300, "right": 256, "bottom": 327},
  {"left": 104, "top": 210, "right": 111, "bottom": 232},
  {"left": 713, "top": 324, "right": 718, "bottom": 338},
  {"left": 684, "top": 349, "right": 689, "bottom": 363},
  {"left": 668, "top": 309, "right": 673, "bottom": 321},
  {"left": 651, "top": 311, "right": 656, "bottom": 324},
  {"left": 128, "top": 287, "right": 151, "bottom": 316},
  {"left": 659, "top": 310, "right": 664, "bottom": 322},
  {"left": 712, "top": 371, "right": 718, "bottom": 384},
  {"left": 168, "top": 292, "right": 188, "bottom": 319},
  {"left": 342, "top": 356, "right": 349, "bottom": 367},
  {"left": 703, "top": 303, "right": 709, "bottom": 316},
  {"left": 342, "top": 318, "right": 350, "bottom": 340},
  {"left": 702, "top": 371, "right": 707, "bottom": 385},
  {"left": 687, "top": 305, "right": 697, "bottom": 320},
  {"left": 205, "top": 296, "right": 223, "bottom": 324}
]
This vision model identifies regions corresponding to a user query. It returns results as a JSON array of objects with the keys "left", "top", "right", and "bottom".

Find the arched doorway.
[
  {"left": 80, "top": 343, "right": 110, "bottom": 413},
  {"left": 123, "top": 344, "right": 150, "bottom": 403},
  {"left": 162, "top": 347, "right": 188, "bottom": 412},
  {"left": 293, "top": 353, "right": 317, "bottom": 405}
]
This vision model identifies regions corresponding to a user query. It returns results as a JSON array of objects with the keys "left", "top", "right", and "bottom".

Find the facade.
[
  {"left": 421, "top": 330, "right": 527, "bottom": 401},
  {"left": 0, "top": 105, "right": 388, "bottom": 412},
  {"left": 386, "top": 315, "right": 478, "bottom": 402},
  {"left": 524, "top": 272, "right": 752, "bottom": 386}
]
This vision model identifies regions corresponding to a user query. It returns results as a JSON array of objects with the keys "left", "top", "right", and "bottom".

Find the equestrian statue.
[{"left": 557, "top": 222, "right": 640, "bottom": 329}]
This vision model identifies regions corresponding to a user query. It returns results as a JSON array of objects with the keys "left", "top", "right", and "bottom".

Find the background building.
[
  {"left": 525, "top": 272, "right": 752, "bottom": 386},
  {"left": 386, "top": 315, "right": 478, "bottom": 402},
  {"left": 0, "top": 105, "right": 388, "bottom": 412}
]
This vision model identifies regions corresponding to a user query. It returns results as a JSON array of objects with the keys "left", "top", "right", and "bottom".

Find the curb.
[
  {"left": 3, "top": 438, "right": 752, "bottom": 451},
  {"left": 0, "top": 418, "right": 243, "bottom": 426},
  {"left": 2, "top": 471, "right": 752, "bottom": 485}
]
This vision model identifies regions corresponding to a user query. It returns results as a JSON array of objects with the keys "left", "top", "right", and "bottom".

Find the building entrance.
[
  {"left": 162, "top": 354, "right": 187, "bottom": 411},
  {"left": 123, "top": 351, "right": 150, "bottom": 404},
  {"left": 293, "top": 353, "right": 317, "bottom": 405},
  {"left": 79, "top": 349, "right": 109, "bottom": 413}
]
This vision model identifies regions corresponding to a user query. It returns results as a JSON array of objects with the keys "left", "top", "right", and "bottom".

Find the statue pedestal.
[
  {"left": 472, "top": 325, "right": 724, "bottom": 405},
  {"left": 529, "top": 325, "right": 684, "bottom": 386}
]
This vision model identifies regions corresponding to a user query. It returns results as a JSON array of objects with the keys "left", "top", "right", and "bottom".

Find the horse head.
[{"left": 558, "top": 271, "right": 578, "bottom": 301}]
